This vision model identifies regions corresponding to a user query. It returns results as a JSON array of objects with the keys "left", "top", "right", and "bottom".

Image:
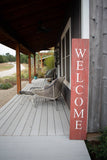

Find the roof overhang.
[{"left": 0, "top": 0, "right": 71, "bottom": 55}]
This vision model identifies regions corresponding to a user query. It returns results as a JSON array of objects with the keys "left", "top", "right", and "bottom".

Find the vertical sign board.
[{"left": 70, "top": 39, "right": 89, "bottom": 140}]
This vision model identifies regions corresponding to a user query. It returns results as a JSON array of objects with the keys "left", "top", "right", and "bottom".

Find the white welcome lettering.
[
  {"left": 74, "top": 109, "right": 84, "bottom": 118},
  {"left": 75, "top": 48, "right": 86, "bottom": 58},
  {"left": 75, "top": 85, "right": 83, "bottom": 95},
  {"left": 77, "top": 61, "right": 84, "bottom": 70},
  {"left": 75, "top": 120, "right": 82, "bottom": 129},
  {"left": 74, "top": 97, "right": 83, "bottom": 106},
  {"left": 76, "top": 73, "right": 83, "bottom": 83}
]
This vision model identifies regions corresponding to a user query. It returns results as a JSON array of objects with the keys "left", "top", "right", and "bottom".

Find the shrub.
[
  {"left": 4, "top": 76, "right": 16, "bottom": 85},
  {"left": 37, "top": 70, "right": 44, "bottom": 78},
  {"left": 86, "top": 127, "right": 107, "bottom": 160},
  {"left": 0, "top": 83, "right": 12, "bottom": 89},
  {"left": 96, "top": 127, "right": 107, "bottom": 160},
  {"left": 44, "top": 55, "right": 55, "bottom": 70},
  {"left": 0, "top": 75, "right": 16, "bottom": 89}
]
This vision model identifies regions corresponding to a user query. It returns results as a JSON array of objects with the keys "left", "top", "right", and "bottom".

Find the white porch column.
[{"left": 81, "top": 0, "right": 89, "bottom": 39}]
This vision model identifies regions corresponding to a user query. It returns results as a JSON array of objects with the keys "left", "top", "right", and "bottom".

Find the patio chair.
[
  {"left": 20, "top": 77, "right": 64, "bottom": 110},
  {"left": 44, "top": 68, "right": 56, "bottom": 82}
]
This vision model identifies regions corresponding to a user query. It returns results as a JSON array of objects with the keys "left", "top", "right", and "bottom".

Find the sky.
[
  {"left": 0, "top": 43, "right": 53, "bottom": 56},
  {"left": 0, "top": 43, "right": 16, "bottom": 56}
]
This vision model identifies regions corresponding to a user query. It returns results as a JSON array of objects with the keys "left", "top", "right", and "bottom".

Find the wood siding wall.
[{"left": 88, "top": 0, "right": 107, "bottom": 132}]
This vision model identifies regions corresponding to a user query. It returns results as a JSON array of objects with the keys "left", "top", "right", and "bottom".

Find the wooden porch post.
[
  {"left": 34, "top": 53, "right": 36, "bottom": 76},
  {"left": 16, "top": 44, "right": 21, "bottom": 94},
  {"left": 28, "top": 54, "right": 31, "bottom": 83}
]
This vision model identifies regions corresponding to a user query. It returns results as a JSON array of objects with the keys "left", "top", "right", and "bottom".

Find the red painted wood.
[{"left": 70, "top": 39, "right": 89, "bottom": 140}]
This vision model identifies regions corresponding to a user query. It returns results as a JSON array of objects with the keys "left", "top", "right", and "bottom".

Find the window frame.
[{"left": 61, "top": 18, "right": 71, "bottom": 89}]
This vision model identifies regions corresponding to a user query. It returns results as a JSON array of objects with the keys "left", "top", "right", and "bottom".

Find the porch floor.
[
  {"left": 0, "top": 136, "right": 91, "bottom": 160},
  {"left": 0, "top": 79, "right": 91, "bottom": 160},
  {"left": 0, "top": 79, "right": 70, "bottom": 136}
]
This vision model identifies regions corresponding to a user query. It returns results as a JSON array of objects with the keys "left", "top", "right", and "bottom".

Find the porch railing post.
[
  {"left": 16, "top": 44, "right": 21, "bottom": 94},
  {"left": 28, "top": 54, "right": 31, "bottom": 83}
]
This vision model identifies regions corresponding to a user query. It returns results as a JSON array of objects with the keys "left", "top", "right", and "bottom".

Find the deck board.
[
  {"left": 39, "top": 101, "right": 48, "bottom": 136},
  {"left": 0, "top": 79, "right": 70, "bottom": 136},
  {"left": 58, "top": 101, "right": 70, "bottom": 135},
  {"left": 21, "top": 105, "right": 36, "bottom": 136},
  {"left": 0, "top": 95, "right": 22, "bottom": 129},
  {"left": 53, "top": 101, "right": 64, "bottom": 135},
  {"left": 4, "top": 97, "right": 28, "bottom": 136},
  {"left": 13, "top": 100, "right": 31, "bottom": 136},
  {"left": 0, "top": 95, "right": 18, "bottom": 114},
  {"left": 0, "top": 97, "right": 23, "bottom": 135},
  {"left": 0, "top": 95, "right": 19, "bottom": 120},
  {"left": 30, "top": 102, "right": 42, "bottom": 136},
  {"left": 47, "top": 101, "right": 56, "bottom": 136}
]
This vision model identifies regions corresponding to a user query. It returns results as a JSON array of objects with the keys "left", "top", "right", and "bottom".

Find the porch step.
[{"left": 0, "top": 136, "right": 91, "bottom": 160}]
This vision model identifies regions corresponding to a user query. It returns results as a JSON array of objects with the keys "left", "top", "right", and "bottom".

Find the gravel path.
[
  {"left": 0, "top": 62, "right": 25, "bottom": 78},
  {"left": 0, "top": 81, "right": 28, "bottom": 108}
]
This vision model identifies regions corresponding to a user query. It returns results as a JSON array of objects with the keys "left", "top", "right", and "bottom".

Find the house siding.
[
  {"left": 88, "top": 0, "right": 107, "bottom": 132},
  {"left": 60, "top": 0, "right": 107, "bottom": 132}
]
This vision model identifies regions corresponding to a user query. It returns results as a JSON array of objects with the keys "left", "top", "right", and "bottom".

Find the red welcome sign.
[{"left": 70, "top": 39, "right": 89, "bottom": 140}]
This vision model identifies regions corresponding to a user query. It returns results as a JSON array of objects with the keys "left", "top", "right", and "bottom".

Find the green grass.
[{"left": 0, "top": 63, "right": 14, "bottom": 71}]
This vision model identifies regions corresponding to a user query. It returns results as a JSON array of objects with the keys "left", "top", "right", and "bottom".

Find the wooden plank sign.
[{"left": 70, "top": 39, "right": 89, "bottom": 140}]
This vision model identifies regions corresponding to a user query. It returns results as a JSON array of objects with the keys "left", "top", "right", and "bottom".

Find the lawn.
[{"left": 0, "top": 63, "right": 14, "bottom": 72}]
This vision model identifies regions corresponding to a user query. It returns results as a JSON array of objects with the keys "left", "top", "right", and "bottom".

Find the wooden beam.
[
  {"left": 16, "top": 44, "right": 21, "bottom": 94},
  {"left": 0, "top": 19, "right": 35, "bottom": 54},
  {"left": 39, "top": 52, "right": 54, "bottom": 56},
  {"left": 28, "top": 54, "right": 31, "bottom": 83},
  {"left": 34, "top": 54, "right": 36, "bottom": 76}
]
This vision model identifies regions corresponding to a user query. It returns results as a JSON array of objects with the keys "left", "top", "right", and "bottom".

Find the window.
[
  {"left": 61, "top": 18, "right": 71, "bottom": 89},
  {"left": 66, "top": 29, "right": 70, "bottom": 82},
  {"left": 62, "top": 38, "right": 65, "bottom": 76}
]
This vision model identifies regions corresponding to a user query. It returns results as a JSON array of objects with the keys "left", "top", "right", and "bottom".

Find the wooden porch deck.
[
  {"left": 0, "top": 79, "right": 91, "bottom": 160},
  {"left": 0, "top": 79, "right": 70, "bottom": 136}
]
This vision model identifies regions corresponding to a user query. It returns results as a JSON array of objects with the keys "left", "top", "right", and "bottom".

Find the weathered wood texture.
[{"left": 88, "top": 0, "right": 107, "bottom": 132}]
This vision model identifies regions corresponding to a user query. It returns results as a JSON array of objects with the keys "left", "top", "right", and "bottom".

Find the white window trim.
[
  {"left": 81, "top": 0, "right": 89, "bottom": 38},
  {"left": 61, "top": 18, "right": 71, "bottom": 90}
]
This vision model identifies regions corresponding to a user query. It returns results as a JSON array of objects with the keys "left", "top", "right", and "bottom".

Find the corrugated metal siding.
[{"left": 88, "top": 0, "right": 107, "bottom": 132}]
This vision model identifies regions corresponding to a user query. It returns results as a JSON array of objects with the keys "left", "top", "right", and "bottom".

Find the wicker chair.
[{"left": 20, "top": 77, "right": 64, "bottom": 109}]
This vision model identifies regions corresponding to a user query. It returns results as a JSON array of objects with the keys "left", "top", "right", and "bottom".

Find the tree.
[
  {"left": 6, "top": 53, "right": 15, "bottom": 62},
  {"left": 44, "top": 55, "right": 55, "bottom": 70},
  {"left": 20, "top": 54, "right": 28, "bottom": 63},
  {"left": 0, "top": 55, "right": 3, "bottom": 63}
]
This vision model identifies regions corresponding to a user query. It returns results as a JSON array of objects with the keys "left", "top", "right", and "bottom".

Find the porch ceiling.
[{"left": 0, "top": 0, "right": 71, "bottom": 55}]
